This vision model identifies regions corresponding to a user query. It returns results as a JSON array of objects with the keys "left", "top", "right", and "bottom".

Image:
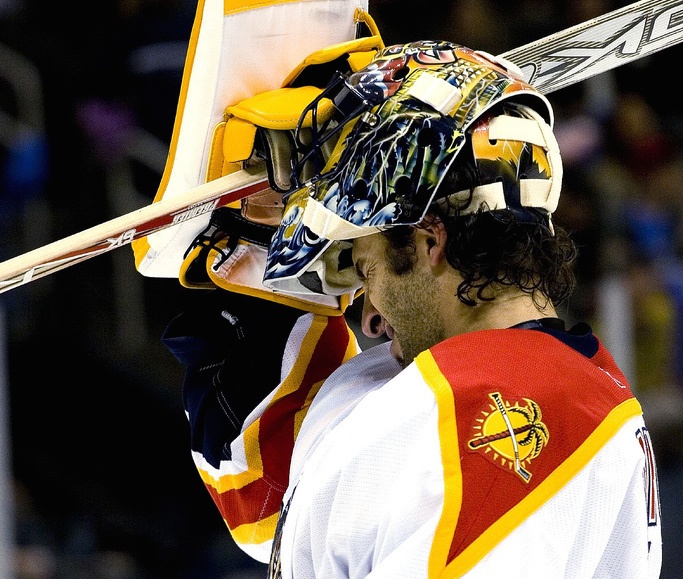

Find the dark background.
[{"left": 1, "top": 0, "right": 682, "bottom": 577}]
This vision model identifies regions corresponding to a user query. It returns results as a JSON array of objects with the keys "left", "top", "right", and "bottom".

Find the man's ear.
[{"left": 417, "top": 217, "right": 448, "bottom": 267}]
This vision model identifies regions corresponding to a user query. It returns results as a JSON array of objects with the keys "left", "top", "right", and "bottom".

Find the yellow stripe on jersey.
[
  {"left": 415, "top": 351, "right": 464, "bottom": 577},
  {"left": 229, "top": 510, "right": 281, "bottom": 545},
  {"left": 445, "top": 397, "right": 643, "bottom": 578},
  {"left": 293, "top": 322, "right": 359, "bottom": 439}
]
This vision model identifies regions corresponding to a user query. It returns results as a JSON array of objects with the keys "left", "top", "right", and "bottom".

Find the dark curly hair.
[
  {"left": 382, "top": 100, "right": 577, "bottom": 307},
  {"left": 382, "top": 209, "right": 577, "bottom": 307},
  {"left": 383, "top": 128, "right": 578, "bottom": 309}
]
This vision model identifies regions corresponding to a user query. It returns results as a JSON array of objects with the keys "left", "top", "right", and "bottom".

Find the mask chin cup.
[{"left": 266, "top": 238, "right": 362, "bottom": 297}]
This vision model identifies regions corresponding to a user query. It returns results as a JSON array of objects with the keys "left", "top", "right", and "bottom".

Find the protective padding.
[
  {"left": 204, "top": 240, "right": 354, "bottom": 316},
  {"left": 227, "top": 86, "right": 333, "bottom": 129},
  {"left": 132, "top": 0, "right": 371, "bottom": 280},
  {"left": 282, "top": 35, "right": 384, "bottom": 87},
  {"left": 206, "top": 32, "right": 384, "bottom": 189},
  {"left": 223, "top": 117, "right": 258, "bottom": 163}
]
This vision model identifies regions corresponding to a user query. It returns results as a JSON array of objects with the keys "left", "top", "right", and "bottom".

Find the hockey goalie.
[{"left": 134, "top": 1, "right": 663, "bottom": 577}]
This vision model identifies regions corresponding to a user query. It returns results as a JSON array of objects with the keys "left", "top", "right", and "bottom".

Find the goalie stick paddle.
[{"left": 1, "top": 0, "right": 682, "bottom": 293}]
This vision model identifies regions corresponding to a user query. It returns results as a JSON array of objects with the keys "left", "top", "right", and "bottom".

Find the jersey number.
[{"left": 636, "top": 426, "right": 659, "bottom": 526}]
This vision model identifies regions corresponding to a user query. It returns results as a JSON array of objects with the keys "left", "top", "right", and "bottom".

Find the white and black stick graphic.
[{"left": 502, "top": 0, "right": 683, "bottom": 94}]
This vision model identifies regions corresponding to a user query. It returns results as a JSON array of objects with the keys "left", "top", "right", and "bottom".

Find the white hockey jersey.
[{"left": 168, "top": 308, "right": 662, "bottom": 578}]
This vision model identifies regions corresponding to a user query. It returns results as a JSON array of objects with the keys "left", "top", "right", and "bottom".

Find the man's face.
[{"left": 352, "top": 232, "right": 445, "bottom": 368}]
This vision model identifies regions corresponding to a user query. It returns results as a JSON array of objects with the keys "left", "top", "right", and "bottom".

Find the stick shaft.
[{"left": 0, "top": 166, "right": 269, "bottom": 292}]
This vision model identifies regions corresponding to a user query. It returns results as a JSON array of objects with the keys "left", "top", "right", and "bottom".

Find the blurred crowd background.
[{"left": 0, "top": 0, "right": 681, "bottom": 577}]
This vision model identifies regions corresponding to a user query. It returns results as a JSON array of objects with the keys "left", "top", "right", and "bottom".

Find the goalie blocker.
[{"left": 131, "top": 0, "right": 383, "bottom": 316}]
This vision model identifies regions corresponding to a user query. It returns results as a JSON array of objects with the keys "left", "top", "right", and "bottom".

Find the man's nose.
[{"left": 360, "top": 296, "right": 386, "bottom": 339}]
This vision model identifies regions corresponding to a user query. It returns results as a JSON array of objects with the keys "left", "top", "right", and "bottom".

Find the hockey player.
[{"left": 162, "top": 40, "right": 662, "bottom": 578}]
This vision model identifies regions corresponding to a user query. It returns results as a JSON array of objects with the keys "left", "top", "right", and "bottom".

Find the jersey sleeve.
[{"left": 162, "top": 289, "right": 360, "bottom": 562}]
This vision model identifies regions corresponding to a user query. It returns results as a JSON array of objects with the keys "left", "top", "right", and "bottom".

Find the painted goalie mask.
[{"left": 262, "top": 40, "right": 562, "bottom": 297}]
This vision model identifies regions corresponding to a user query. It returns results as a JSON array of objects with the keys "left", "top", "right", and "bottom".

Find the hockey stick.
[
  {"left": 501, "top": 0, "right": 683, "bottom": 94},
  {"left": 1, "top": 0, "right": 682, "bottom": 293},
  {"left": 0, "top": 165, "right": 269, "bottom": 293}
]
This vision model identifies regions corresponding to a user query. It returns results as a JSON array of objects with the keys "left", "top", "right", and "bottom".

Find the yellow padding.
[
  {"left": 226, "top": 86, "right": 334, "bottom": 130},
  {"left": 223, "top": 116, "right": 258, "bottom": 162},
  {"left": 206, "top": 121, "right": 227, "bottom": 182},
  {"left": 206, "top": 121, "right": 249, "bottom": 183},
  {"left": 347, "top": 50, "right": 377, "bottom": 72},
  {"left": 281, "top": 35, "right": 383, "bottom": 87},
  {"left": 179, "top": 244, "right": 216, "bottom": 289}
]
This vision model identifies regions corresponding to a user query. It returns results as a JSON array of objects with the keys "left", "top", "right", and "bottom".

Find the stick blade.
[{"left": 501, "top": 0, "right": 683, "bottom": 94}]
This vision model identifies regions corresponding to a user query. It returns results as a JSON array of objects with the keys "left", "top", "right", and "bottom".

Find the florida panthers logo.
[{"left": 468, "top": 392, "right": 549, "bottom": 482}]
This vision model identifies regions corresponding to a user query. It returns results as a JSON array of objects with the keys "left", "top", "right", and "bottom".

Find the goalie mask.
[{"left": 262, "top": 40, "right": 562, "bottom": 297}]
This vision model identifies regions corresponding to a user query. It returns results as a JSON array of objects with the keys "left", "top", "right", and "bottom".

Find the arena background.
[{"left": 0, "top": 0, "right": 681, "bottom": 577}]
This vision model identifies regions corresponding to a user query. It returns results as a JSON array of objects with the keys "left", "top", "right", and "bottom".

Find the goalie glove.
[
  {"left": 162, "top": 289, "right": 304, "bottom": 454},
  {"left": 180, "top": 19, "right": 384, "bottom": 316},
  {"left": 180, "top": 200, "right": 354, "bottom": 315}
]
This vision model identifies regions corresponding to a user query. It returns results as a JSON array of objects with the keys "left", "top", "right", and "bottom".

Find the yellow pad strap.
[
  {"left": 282, "top": 34, "right": 384, "bottom": 86},
  {"left": 226, "top": 86, "right": 333, "bottom": 130}
]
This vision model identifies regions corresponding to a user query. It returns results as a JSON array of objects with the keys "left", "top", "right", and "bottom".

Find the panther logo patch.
[{"left": 468, "top": 392, "right": 549, "bottom": 482}]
